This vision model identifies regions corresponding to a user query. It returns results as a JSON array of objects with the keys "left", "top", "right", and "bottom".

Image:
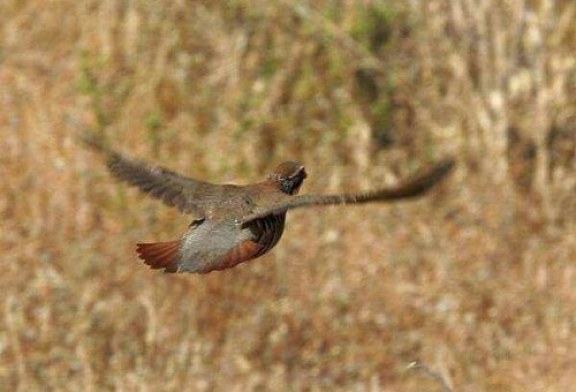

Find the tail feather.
[{"left": 136, "top": 241, "right": 181, "bottom": 273}]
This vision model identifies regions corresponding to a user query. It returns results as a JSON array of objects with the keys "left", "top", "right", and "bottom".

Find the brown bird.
[{"left": 81, "top": 133, "right": 454, "bottom": 274}]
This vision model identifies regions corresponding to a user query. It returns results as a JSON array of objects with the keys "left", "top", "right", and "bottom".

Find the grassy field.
[{"left": 1, "top": 0, "right": 575, "bottom": 390}]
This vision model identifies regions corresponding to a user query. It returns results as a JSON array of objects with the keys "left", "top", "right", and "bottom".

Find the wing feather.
[
  {"left": 240, "top": 158, "right": 455, "bottom": 227},
  {"left": 81, "top": 131, "right": 221, "bottom": 215}
]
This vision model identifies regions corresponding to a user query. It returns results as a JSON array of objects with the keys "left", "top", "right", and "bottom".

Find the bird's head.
[{"left": 268, "top": 161, "right": 307, "bottom": 195}]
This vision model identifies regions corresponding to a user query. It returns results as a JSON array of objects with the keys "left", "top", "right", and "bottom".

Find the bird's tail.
[{"left": 136, "top": 241, "right": 181, "bottom": 273}]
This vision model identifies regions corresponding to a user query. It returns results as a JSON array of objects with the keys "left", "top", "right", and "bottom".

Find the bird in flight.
[{"left": 81, "top": 132, "right": 454, "bottom": 274}]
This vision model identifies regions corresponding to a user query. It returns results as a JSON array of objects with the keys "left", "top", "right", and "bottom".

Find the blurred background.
[{"left": 1, "top": 0, "right": 575, "bottom": 391}]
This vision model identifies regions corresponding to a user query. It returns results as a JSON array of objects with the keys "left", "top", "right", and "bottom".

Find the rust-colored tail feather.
[
  {"left": 215, "top": 240, "right": 261, "bottom": 272},
  {"left": 136, "top": 241, "right": 180, "bottom": 273}
]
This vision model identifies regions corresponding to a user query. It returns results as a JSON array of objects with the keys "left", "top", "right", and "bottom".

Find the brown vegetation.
[{"left": 1, "top": 0, "right": 575, "bottom": 390}]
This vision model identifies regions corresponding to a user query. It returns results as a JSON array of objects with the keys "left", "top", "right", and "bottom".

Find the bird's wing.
[
  {"left": 240, "top": 158, "right": 455, "bottom": 227},
  {"left": 80, "top": 131, "right": 224, "bottom": 215}
]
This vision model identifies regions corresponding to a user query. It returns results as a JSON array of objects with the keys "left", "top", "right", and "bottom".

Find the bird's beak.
[{"left": 290, "top": 166, "right": 307, "bottom": 179}]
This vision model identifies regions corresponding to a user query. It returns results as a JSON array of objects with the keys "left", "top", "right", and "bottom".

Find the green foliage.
[
  {"left": 78, "top": 50, "right": 111, "bottom": 130},
  {"left": 77, "top": 50, "right": 134, "bottom": 131},
  {"left": 351, "top": 1, "right": 397, "bottom": 54},
  {"left": 145, "top": 112, "right": 163, "bottom": 133}
]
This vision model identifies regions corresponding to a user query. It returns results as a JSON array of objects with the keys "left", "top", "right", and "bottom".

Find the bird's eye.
[{"left": 190, "top": 217, "right": 205, "bottom": 228}]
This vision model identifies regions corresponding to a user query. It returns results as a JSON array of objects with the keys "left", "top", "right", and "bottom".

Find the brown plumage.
[{"left": 81, "top": 132, "right": 455, "bottom": 274}]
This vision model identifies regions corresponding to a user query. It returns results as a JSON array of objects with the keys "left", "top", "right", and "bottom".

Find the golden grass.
[{"left": 1, "top": 0, "right": 575, "bottom": 390}]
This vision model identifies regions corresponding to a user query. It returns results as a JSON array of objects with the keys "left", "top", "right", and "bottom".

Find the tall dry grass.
[{"left": 1, "top": 0, "right": 575, "bottom": 390}]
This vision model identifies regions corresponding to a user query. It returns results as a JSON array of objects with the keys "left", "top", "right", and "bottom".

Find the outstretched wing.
[
  {"left": 80, "top": 131, "right": 223, "bottom": 215},
  {"left": 240, "top": 158, "right": 455, "bottom": 227}
]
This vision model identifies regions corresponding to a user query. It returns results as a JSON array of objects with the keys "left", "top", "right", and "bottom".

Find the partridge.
[{"left": 81, "top": 133, "right": 454, "bottom": 273}]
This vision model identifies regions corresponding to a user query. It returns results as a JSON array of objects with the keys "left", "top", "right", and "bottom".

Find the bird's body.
[
  {"left": 137, "top": 181, "right": 293, "bottom": 273},
  {"left": 81, "top": 132, "right": 454, "bottom": 273}
]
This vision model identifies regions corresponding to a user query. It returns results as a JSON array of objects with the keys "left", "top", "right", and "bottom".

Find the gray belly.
[{"left": 176, "top": 214, "right": 286, "bottom": 273}]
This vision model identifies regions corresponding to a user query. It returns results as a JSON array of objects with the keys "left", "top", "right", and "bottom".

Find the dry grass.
[{"left": 1, "top": 0, "right": 575, "bottom": 391}]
